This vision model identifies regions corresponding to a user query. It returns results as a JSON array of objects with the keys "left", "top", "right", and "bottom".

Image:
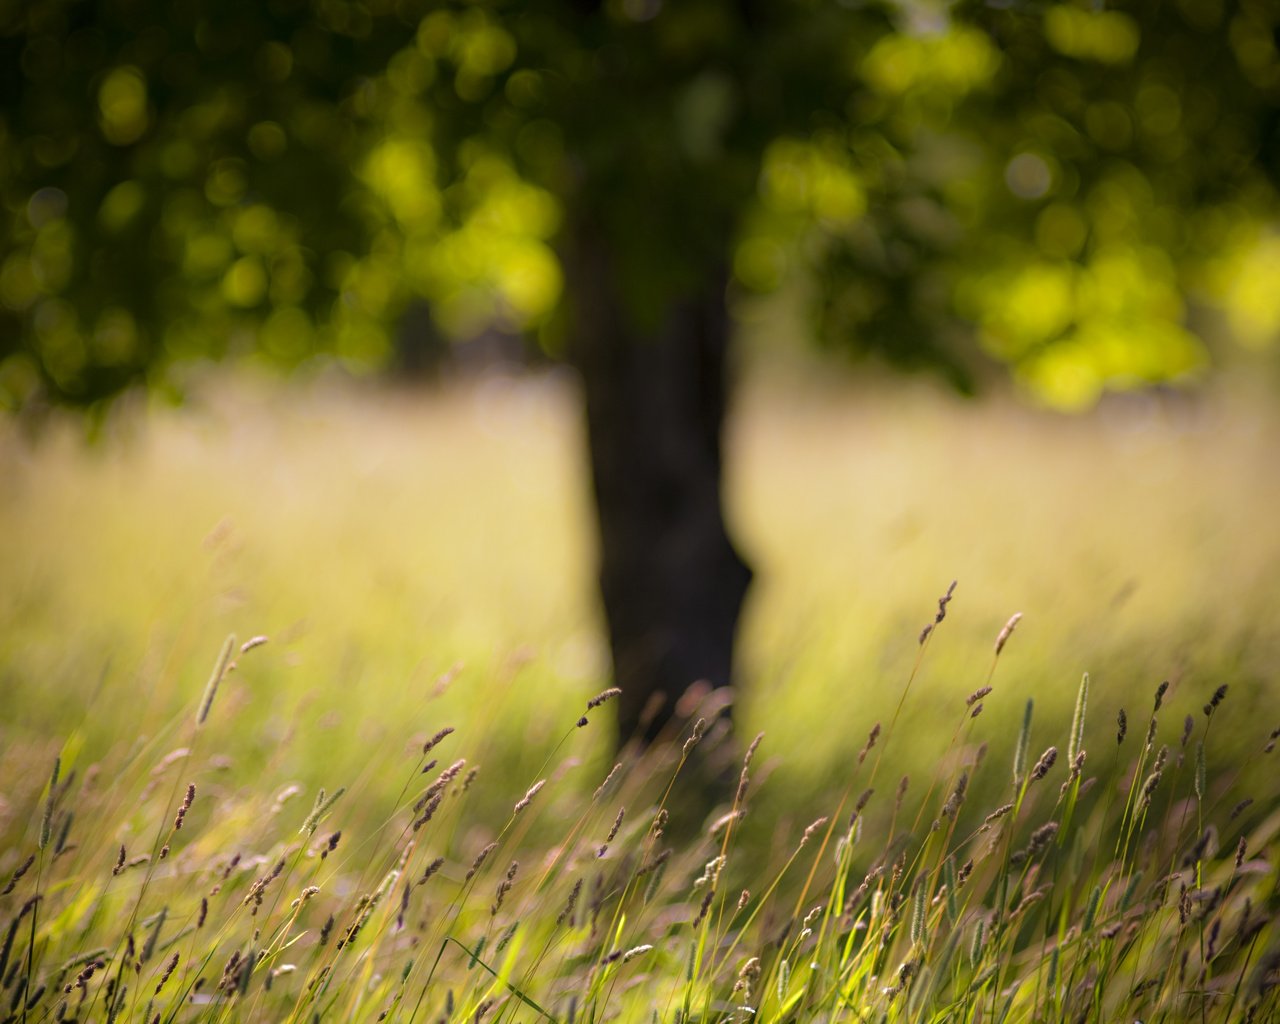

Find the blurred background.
[{"left": 3, "top": 0, "right": 1280, "bottom": 822}]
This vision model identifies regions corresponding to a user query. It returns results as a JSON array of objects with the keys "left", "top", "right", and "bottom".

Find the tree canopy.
[{"left": 2, "top": 0, "right": 1279, "bottom": 413}]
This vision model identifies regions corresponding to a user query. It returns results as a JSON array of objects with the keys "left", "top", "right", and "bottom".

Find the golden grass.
[
  {"left": 1, "top": 367, "right": 1278, "bottom": 1023},
  {"left": 1, "top": 366, "right": 1278, "bottom": 802}
]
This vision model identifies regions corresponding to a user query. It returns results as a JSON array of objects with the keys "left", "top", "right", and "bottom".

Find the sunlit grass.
[
  {"left": 0, "top": 599, "right": 1275, "bottom": 1024},
  {"left": 3, "top": 367, "right": 1279, "bottom": 811},
  {"left": 732, "top": 372, "right": 1280, "bottom": 795},
  {"left": 2, "top": 366, "right": 1279, "bottom": 1021}
]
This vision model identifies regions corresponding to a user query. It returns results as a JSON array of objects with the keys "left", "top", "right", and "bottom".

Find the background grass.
[
  {"left": 3, "top": 366, "right": 1278, "bottom": 807},
  {"left": 1, "top": 365, "right": 1278, "bottom": 1022}
]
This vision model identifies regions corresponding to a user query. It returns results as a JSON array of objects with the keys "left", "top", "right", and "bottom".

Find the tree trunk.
[{"left": 564, "top": 227, "right": 753, "bottom": 746}]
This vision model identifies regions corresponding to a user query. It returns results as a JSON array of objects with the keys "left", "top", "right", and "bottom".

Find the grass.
[
  {"left": 1, "top": 617, "right": 1276, "bottom": 1024},
  {"left": 1, "top": 366, "right": 1279, "bottom": 1021}
]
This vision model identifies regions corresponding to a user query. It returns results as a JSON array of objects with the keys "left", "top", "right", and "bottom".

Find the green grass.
[{"left": 1, "top": 367, "right": 1279, "bottom": 1022}]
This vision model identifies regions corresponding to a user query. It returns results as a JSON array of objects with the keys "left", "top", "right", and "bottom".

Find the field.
[{"left": 2, "top": 366, "right": 1279, "bottom": 1022}]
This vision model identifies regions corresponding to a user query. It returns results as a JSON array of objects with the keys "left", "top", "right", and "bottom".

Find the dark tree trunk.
[{"left": 564, "top": 227, "right": 753, "bottom": 746}]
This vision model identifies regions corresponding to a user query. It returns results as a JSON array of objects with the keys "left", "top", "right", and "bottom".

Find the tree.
[{"left": 3, "top": 0, "right": 1278, "bottom": 743}]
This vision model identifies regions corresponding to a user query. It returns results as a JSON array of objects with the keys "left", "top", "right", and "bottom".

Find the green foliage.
[
  {"left": 946, "top": 0, "right": 1280, "bottom": 406},
  {"left": 2, "top": 0, "right": 1278, "bottom": 412}
]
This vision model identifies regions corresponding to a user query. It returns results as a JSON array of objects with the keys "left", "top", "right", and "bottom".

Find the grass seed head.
[
  {"left": 708, "top": 810, "right": 743, "bottom": 837},
  {"left": 601, "top": 806, "right": 624, "bottom": 847},
  {"left": 800, "top": 817, "right": 828, "bottom": 847},
  {"left": 1061, "top": 750, "right": 1087, "bottom": 795},
  {"left": 148, "top": 747, "right": 188, "bottom": 778},
  {"left": 859, "top": 723, "right": 881, "bottom": 765},
  {"left": 1265, "top": 726, "right": 1280, "bottom": 753},
  {"left": 694, "top": 855, "right": 725, "bottom": 888},
  {"left": 994, "top": 612, "right": 1022, "bottom": 656},
  {"left": 197, "top": 634, "right": 237, "bottom": 726},
  {"left": 941, "top": 772, "right": 968, "bottom": 818},
  {"left": 418, "top": 857, "right": 445, "bottom": 886},
  {"left": 593, "top": 763, "right": 622, "bottom": 800},
  {"left": 1068, "top": 673, "right": 1088, "bottom": 764},
  {"left": 1082, "top": 885, "right": 1102, "bottom": 932},
  {"left": 173, "top": 784, "right": 196, "bottom": 830},
  {"left": 557, "top": 878, "right": 582, "bottom": 927},
  {"left": 682, "top": 718, "right": 707, "bottom": 757},
  {"left": 422, "top": 727, "right": 454, "bottom": 755},
  {"left": 1139, "top": 747, "right": 1168, "bottom": 809},
  {"left": 934, "top": 581, "right": 957, "bottom": 626},
  {"left": 2, "top": 855, "right": 35, "bottom": 896},
  {"left": 1018, "top": 822, "right": 1059, "bottom": 862},
  {"left": 491, "top": 861, "right": 518, "bottom": 916},
  {"left": 910, "top": 881, "right": 927, "bottom": 945},
  {"left": 733, "top": 956, "right": 761, "bottom": 999},
  {"left": 692, "top": 889, "right": 714, "bottom": 927},
  {"left": 421, "top": 760, "right": 466, "bottom": 804},
  {"left": 1013, "top": 699, "right": 1034, "bottom": 785},
  {"left": 512, "top": 780, "right": 545, "bottom": 816},
  {"left": 154, "top": 952, "right": 179, "bottom": 995},
  {"left": 586, "top": 687, "right": 622, "bottom": 710},
  {"left": 737, "top": 732, "right": 765, "bottom": 803},
  {"left": 980, "top": 803, "right": 1014, "bottom": 832},
  {"left": 465, "top": 842, "right": 498, "bottom": 882},
  {"left": 495, "top": 921, "right": 519, "bottom": 954},
  {"left": 301, "top": 786, "right": 346, "bottom": 836},
  {"left": 970, "top": 918, "right": 985, "bottom": 967},
  {"left": 39, "top": 756, "right": 61, "bottom": 849},
  {"left": 894, "top": 775, "right": 910, "bottom": 815},
  {"left": 1031, "top": 746, "right": 1057, "bottom": 781}
]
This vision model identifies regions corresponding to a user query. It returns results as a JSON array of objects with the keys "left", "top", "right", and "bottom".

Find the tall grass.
[
  {"left": 3, "top": 373, "right": 1280, "bottom": 1021},
  {"left": 2, "top": 607, "right": 1276, "bottom": 1024}
]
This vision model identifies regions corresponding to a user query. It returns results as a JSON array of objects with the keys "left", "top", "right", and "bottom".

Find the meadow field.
[{"left": 1, "top": 366, "right": 1278, "bottom": 1023}]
